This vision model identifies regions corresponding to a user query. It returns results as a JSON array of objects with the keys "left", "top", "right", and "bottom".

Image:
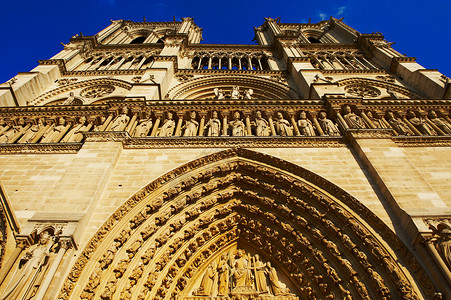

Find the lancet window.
[
  {"left": 190, "top": 52, "right": 270, "bottom": 71},
  {"left": 306, "top": 50, "right": 379, "bottom": 71}
]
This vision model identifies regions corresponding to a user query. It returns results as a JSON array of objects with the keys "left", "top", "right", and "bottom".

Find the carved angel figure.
[
  {"left": 205, "top": 111, "right": 221, "bottom": 136},
  {"left": 195, "top": 261, "right": 217, "bottom": 296},
  {"left": 61, "top": 92, "right": 84, "bottom": 105}
]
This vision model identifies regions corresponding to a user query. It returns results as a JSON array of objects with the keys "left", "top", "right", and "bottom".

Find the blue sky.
[{"left": 1, "top": 0, "right": 450, "bottom": 84}]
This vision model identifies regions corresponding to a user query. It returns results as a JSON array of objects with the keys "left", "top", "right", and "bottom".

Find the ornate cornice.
[
  {"left": 0, "top": 143, "right": 82, "bottom": 154},
  {"left": 345, "top": 129, "right": 395, "bottom": 139},
  {"left": 392, "top": 136, "right": 451, "bottom": 147}
]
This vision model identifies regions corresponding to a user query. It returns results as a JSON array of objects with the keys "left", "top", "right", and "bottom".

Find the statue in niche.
[
  {"left": 244, "top": 89, "right": 253, "bottom": 100},
  {"left": 40, "top": 117, "right": 68, "bottom": 143},
  {"left": 253, "top": 111, "right": 270, "bottom": 136},
  {"left": 0, "top": 231, "right": 54, "bottom": 300},
  {"left": 93, "top": 116, "right": 107, "bottom": 132},
  {"left": 366, "top": 111, "right": 387, "bottom": 129},
  {"left": 342, "top": 105, "right": 366, "bottom": 129},
  {"left": 0, "top": 118, "right": 9, "bottom": 135},
  {"left": 318, "top": 111, "right": 340, "bottom": 136},
  {"left": 266, "top": 262, "right": 288, "bottom": 295},
  {"left": 18, "top": 118, "right": 45, "bottom": 143},
  {"left": 297, "top": 111, "right": 316, "bottom": 136},
  {"left": 252, "top": 254, "right": 268, "bottom": 293},
  {"left": 0, "top": 118, "right": 28, "bottom": 143},
  {"left": 406, "top": 110, "right": 437, "bottom": 135},
  {"left": 205, "top": 111, "right": 221, "bottom": 137},
  {"left": 195, "top": 261, "right": 217, "bottom": 296},
  {"left": 61, "top": 92, "right": 84, "bottom": 105},
  {"left": 231, "top": 86, "right": 241, "bottom": 99},
  {"left": 428, "top": 110, "right": 451, "bottom": 134},
  {"left": 385, "top": 111, "right": 413, "bottom": 135},
  {"left": 134, "top": 115, "right": 153, "bottom": 137},
  {"left": 183, "top": 111, "right": 199, "bottom": 137},
  {"left": 157, "top": 112, "right": 176, "bottom": 137},
  {"left": 275, "top": 112, "right": 293, "bottom": 136},
  {"left": 61, "top": 116, "right": 92, "bottom": 143},
  {"left": 109, "top": 107, "right": 130, "bottom": 131},
  {"left": 214, "top": 88, "right": 225, "bottom": 100},
  {"left": 229, "top": 112, "right": 245, "bottom": 136},
  {"left": 429, "top": 223, "right": 451, "bottom": 270},
  {"left": 217, "top": 254, "right": 229, "bottom": 295},
  {"left": 232, "top": 250, "right": 253, "bottom": 289}
]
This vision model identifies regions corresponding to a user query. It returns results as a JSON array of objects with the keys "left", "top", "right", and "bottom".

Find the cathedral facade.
[{"left": 0, "top": 17, "right": 450, "bottom": 299}]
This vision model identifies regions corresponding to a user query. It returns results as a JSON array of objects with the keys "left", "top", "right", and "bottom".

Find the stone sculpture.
[
  {"left": 343, "top": 105, "right": 366, "bottom": 129},
  {"left": 297, "top": 111, "right": 315, "bottom": 136},
  {"left": 205, "top": 111, "right": 221, "bottom": 136},
  {"left": 109, "top": 107, "right": 130, "bottom": 131},
  {"left": 275, "top": 112, "right": 293, "bottom": 136},
  {"left": 183, "top": 111, "right": 199, "bottom": 137},
  {"left": 229, "top": 111, "right": 245, "bottom": 136},
  {"left": 253, "top": 111, "right": 270, "bottom": 136},
  {"left": 157, "top": 112, "right": 176, "bottom": 137}
]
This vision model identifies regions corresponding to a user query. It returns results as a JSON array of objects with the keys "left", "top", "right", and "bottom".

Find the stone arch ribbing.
[{"left": 58, "top": 148, "right": 435, "bottom": 300}]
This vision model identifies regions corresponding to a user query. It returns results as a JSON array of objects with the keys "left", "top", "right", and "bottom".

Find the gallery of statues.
[{"left": 0, "top": 16, "right": 450, "bottom": 299}]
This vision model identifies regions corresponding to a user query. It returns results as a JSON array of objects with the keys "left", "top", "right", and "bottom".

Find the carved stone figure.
[
  {"left": 318, "top": 112, "right": 340, "bottom": 136},
  {"left": 343, "top": 105, "right": 366, "bottom": 129},
  {"left": 214, "top": 88, "right": 225, "bottom": 99},
  {"left": 229, "top": 112, "right": 245, "bottom": 136},
  {"left": 61, "top": 116, "right": 91, "bottom": 142},
  {"left": 41, "top": 117, "right": 68, "bottom": 143},
  {"left": 195, "top": 261, "right": 217, "bottom": 296},
  {"left": 407, "top": 110, "right": 436, "bottom": 135},
  {"left": 62, "top": 92, "right": 84, "bottom": 105},
  {"left": 297, "top": 111, "right": 316, "bottom": 136},
  {"left": 183, "top": 111, "right": 199, "bottom": 137},
  {"left": 275, "top": 112, "right": 293, "bottom": 136},
  {"left": 157, "top": 112, "right": 176, "bottom": 137},
  {"left": 134, "top": 116, "right": 153, "bottom": 137},
  {"left": 110, "top": 107, "right": 130, "bottom": 131},
  {"left": 18, "top": 118, "right": 45, "bottom": 143},
  {"left": 0, "top": 118, "right": 10, "bottom": 135},
  {"left": 205, "top": 111, "right": 221, "bottom": 136},
  {"left": 366, "top": 111, "right": 387, "bottom": 128},
  {"left": 0, "top": 118, "right": 27, "bottom": 143},
  {"left": 266, "top": 262, "right": 288, "bottom": 295},
  {"left": 231, "top": 86, "right": 241, "bottom": 99},
  {"left": 0, "top": 231, "right": 54, "bottom": 300},
  {"left": 428, "top": 110, "right": 451, "bottom": 134},
  {"left": 253, "top": 111, "right": 270, "bottom": 136},
  {"left": 93, "top": 116, "right": 107, "bottom": 132},
  {"left": 386, "top": 111, "right": 413, "bottom": 135},
  {"left": 217, "top": 254, "right": 229, "bottom": 295},
  {"left": 252, "top": 254, "right": 267, "bottom": 293},
  {"left": 232, "top": 250, "right": 253, "bottom": 288},
  {"left": 244, "top": 89, "right": 253, "bottom": 100}
]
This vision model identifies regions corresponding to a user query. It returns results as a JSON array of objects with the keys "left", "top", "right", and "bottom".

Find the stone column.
[
  {"left": 401, "top": 114, "right": 422, "bottom": 135},
  {"left": 104, "top": 113, "right": 115, "bottom": 131},
  {"left": 288, "top": 112, "right": 301, "bottom": 136},
  {"left": 34, "top": 239, "right": 72, "bottom": 300},
  {"left": 361, "top": 111, "right": 377, "bottom": 129},
  {"left": 0, "top": 239, "right": 28, "bottom": 286},
  {"left": 335, "top": 111, "right": 349, "bottom": 130},
  {"left": 198, "top": 112, "right": 206, "bottom": 137},
  {"left": 174, "top": 112, "right": 185, "bottom": 137},
  {"left": 221, "top": 111, "right": 229, "bottom": 136},
  {"left": 424, "top": 238, "right": 451, "bottom": 284},
  {"left": 310, "top": 112, "right": 325, "bottom": 136},
  {"left": 244, "top": 111, "right": 252, "bottom": 136},
  {"left": 125, "top": 112, "right": 138, "bottom": 134},
  {"left": 268, "top": 112, "right": 277, "bottom": 136},
  {"left": 150, "top": 113, "right": 162, "bottom": 137}
]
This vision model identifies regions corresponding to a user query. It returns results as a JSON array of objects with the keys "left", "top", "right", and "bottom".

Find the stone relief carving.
[
  {"left": 342, "top": 105, "right": 366, "bottom": 129},
  {"left": 156, "top": 112, "right": 176, "bottom": 137},
  {"left": 183, "top": 111, "right": 199, "bottom": 137},
  {"left": 80, "top": 85, "right": 115, "bottom": 99},
  {"left": 345, "top": 84, "right": 381, "bottom": 98}
]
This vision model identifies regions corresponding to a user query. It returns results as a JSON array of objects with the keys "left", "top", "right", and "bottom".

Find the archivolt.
[
  {"left": 336, "top": 77, "right": 424, "bottom": 99},
  {"left": 166, "top": 75, "right": 301, "bottom": 100},
  {"left": 30, "top": 78, "right": 133, "bottom": 106},
  {"left": 59, "top": 149, "right": 434, "bottom": 300}
]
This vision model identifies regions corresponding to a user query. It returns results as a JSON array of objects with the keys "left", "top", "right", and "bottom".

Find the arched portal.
[{"left": 59, "top": 149, "right": 434, "bottom": 300}]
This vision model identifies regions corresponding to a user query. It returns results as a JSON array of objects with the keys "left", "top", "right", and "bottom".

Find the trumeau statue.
[
  {"left": 253, "top": 111, "right": 270, "bottom": 136},
  {"left": 183, "top": 111, "right": 199, "bottom": 137},
  {"left": 205, "top": 111, "right": 221, "bottom": 136},
  {"left": 343, "top": 105, "right": 366, "bottom": 129},
  {"left": 428, "top": 110, "right": 451, "bottom": 134},
  {"left": 297, "top": 111, "right": 315, "bottom": 136},
  {"left": 318, "top": 111, "right": 340, "bottom": 136},
  {"left": 110, "top": 107, "right": 130, "bottom": 131},
  {"left": 134, "top": 116, "right": 153, "bottom": 137},
  {"left": 275, "top": 112, "right": 293, "bottom": 136},
  {"left": 157, "top": 112, "right": 176, "bottom": 137},
  {"left": 406, "top": 110, "right": 436, "bottom": 135},
  {"left": 0, "top": 231, "right": 54, "bottom": 300},
  {"left": 229, "top": 111, "right": 245, "bottom": 136}
]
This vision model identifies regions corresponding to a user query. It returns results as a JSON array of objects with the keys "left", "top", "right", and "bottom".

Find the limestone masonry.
[{"left": 0, "top": 17, "right": 450, "bottom": 299}]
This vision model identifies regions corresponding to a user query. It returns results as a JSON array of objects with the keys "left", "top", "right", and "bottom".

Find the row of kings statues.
[
  {"left": 191, "top": 249, "right": 296, "bottom": 299},
  {"left": 1, "top": 105, "right": 451, "bottom": 144}
]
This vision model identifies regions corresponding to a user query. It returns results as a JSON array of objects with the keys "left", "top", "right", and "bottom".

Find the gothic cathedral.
[{"left": 0, "top": 17, "right": 450, "bottom": 299}]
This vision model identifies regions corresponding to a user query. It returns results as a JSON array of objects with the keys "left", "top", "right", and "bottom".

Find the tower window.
[
  {"left": 308, "top": 37, "right": 321, "bottom": 43},
  {"left": 130, "top": 36, "right": 146, "bottom": 44}
]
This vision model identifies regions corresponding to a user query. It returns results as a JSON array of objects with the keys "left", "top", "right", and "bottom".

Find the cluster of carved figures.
[
  {"left": 193, "top": 249, "right": 294, "bottom": 298},
  {"left": 1, "top": 103, "right": 451, "bottom": 144},
  {"left": 58, "top": 155, "right": 429, "bottom": 300}
]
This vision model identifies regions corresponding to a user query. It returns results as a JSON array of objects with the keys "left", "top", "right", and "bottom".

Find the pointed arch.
[{"left": 58, "top": 149, "right": 435, "bottom": 300}]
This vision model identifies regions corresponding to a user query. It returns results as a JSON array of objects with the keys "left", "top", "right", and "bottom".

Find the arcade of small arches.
[
  {"left": 191, "top": 52, "right": 270, "bottom": 71},
  {"left": 58, "top": 149, "right": 432, "bottom": 300},
  {"left": 307, "top": 50, "right": 379, "bottom": 71},
  {"left": 72, "top": 52, "right": 158, "bottom": 72}
]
